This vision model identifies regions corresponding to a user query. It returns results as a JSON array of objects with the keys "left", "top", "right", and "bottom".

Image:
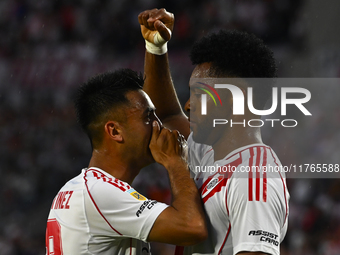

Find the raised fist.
[{"left": 138, "top": 8, "right": 174, "bottom": 45}]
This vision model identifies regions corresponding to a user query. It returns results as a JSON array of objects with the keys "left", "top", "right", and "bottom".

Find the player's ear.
[{"left": 104, "top": 121, "right": 124, "bottom": 143}]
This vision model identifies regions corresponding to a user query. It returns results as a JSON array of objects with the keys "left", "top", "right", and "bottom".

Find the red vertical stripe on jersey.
[
  {"left": 248, "top": 148, "right": 254, "bottom": 201},
  {"left": 248, "top": 146, "right": 270, "bottom": 202},
  {"left": 255, "top": 147, "right": 261, "bottom": 201},
  {"left": 218, "top": 224, "right": 231, "bottom": 255},
  {"left": 263, "top": 148, "right": 268, "bottom": 202},
  {"left": 129, "top": 238, "right": 132, "bottom": 255},
  {"left": 174, "top": 246, "right": 184, "bottom": 255}
]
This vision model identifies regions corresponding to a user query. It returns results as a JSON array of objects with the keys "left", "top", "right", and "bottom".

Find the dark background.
[{"left": 1, "top": 0, "right": 340, "bottom": 254}]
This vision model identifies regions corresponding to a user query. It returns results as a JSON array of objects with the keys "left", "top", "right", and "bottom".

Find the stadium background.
[{"left": 1, "top": 0, "right": 340, "bottom": 254}]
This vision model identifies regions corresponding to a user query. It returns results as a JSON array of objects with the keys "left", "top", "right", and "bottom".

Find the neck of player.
[
  {"left": 212, "top": 125, "right": 262, "bottom": 162},
  {"left": 88, "top": 148, "right": 141, "bottom": 185}
]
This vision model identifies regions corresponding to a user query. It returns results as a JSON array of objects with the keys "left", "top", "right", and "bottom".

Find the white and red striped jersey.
[
  {"left": 176, "top": 133, "right": 289, "bottom": 255},
  {"left": 46, "top": 167, "right": 168, "bottom": 255}
]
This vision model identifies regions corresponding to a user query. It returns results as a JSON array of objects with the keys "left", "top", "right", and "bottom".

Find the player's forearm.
[
  {"left": 147, "top": 164, "right": 207, "bottom": 245},
  {"left": 147, "top": 123, "right": 206, "bottom": 245},
  {"left": 165, "top": 159, "right": 206, "bottom": 234},
  {"left": 143, "top": 51, "right": 184, "bottom": 121}
]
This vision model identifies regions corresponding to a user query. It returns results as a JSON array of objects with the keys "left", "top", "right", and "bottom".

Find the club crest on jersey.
[
  {"left": 201, "top": 174, "right": 224, "bottom": 198},
  {"left": 127, "top": 188, "right": 147, "bottom": 201}
]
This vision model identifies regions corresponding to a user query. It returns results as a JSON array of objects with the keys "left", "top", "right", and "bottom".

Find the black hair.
[
  {"left": 74, "top": 68, "right": 144, "bottom": 147},
  {"left": 190, "top": 30, "right": 277, "bottom": 109}
]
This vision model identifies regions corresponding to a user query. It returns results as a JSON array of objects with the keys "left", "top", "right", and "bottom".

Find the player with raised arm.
[
  {"left": 139, "top": 8, "right": 289, "bottom": 255},
  {"left": 45, "top": 69, "right": 207, "bottom": 254}
]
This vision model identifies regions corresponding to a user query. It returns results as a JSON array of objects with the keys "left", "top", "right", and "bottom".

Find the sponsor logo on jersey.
[
  {"left": 248, "top": 230, "right": 279, "bottom": 246},
  {"left": 127, "top": 188, "right": 147, "bottom": 201},
  {"left": 136, "top": 200, "right": 158, "bottom": 217}
]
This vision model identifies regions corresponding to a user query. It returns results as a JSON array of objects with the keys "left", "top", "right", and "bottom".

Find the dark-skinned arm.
[{"left": 138, "top": 9, "right": 190, "bottom": 139}]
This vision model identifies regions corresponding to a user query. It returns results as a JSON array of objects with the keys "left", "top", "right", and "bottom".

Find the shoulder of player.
[
  {"left": 83, "top": 168, "right": 132, "bottom": 193},
  {"left": 55, "top": 170, "right": 84, "bottom": 192},
  {"left": 83, "top": 168, "right": 151, "bottom": 203},
  {"left": 230, "top": 145, "right": 282, "bottom": 171},
  {"left": 226, "top": 144, "right": 285, "bottom": 184}
]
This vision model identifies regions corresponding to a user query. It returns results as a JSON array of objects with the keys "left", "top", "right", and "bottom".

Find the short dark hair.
[
  {"left": 74, "top": 68, "right": 143, "bottom": 147},
  {"left": 190, "top": 30, "right": 277, "bottom": 109}
]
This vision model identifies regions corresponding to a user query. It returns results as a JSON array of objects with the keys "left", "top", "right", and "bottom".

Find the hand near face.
[
  {"left": 138, "top": 8, "right": 174, "bottom": 45},
  {"left": 149, "top": 121, "right": 187, "bottom": 168}
]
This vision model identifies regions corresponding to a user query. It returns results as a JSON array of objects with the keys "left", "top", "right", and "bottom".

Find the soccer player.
[
  {"left": 139, "top": 8, "right": 289, "bottom": 255},
  {"left": 45, "top": 69, "right": 207, "bottom": 254}
]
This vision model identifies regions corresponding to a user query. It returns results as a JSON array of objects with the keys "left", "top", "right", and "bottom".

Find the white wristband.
[
  {"left": 145, "top": 39, "right": 168, "bottom": 55},
  {"left": 145, "top": 30, "right": 171, "bottom": 55}
]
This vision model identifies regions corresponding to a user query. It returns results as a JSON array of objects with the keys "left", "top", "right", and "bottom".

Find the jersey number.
[{"left": 46, "top": 219, "right": 63, "bottom": 255}]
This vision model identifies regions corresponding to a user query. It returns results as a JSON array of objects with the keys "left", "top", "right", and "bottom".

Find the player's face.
[
  {"left": 123, "top": 90, "right": 162, "bottom": 166},
  {"left": 185, "top": 63, "right": 233, "bottom": 145}
]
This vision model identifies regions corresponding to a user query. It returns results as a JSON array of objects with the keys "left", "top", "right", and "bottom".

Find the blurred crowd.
[
  {"left": 0, "top": 0, "right": 304, "bottom": 59},
  {"left": 1, "top": 0, "right": 340, "bottom": 254}
]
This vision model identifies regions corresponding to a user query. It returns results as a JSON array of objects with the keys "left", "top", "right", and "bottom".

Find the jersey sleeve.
[
  {"left": 85, "top": 170, "right": 168, "bottom": 242},
  {"left": 227, "top": 172, "right": 288, "bottom": 255}
]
